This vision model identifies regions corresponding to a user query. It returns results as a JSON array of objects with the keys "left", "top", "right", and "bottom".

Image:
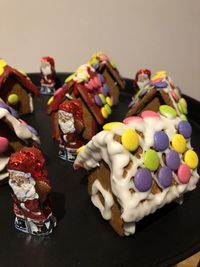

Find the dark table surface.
[{"left": 0, "top": 74, "right": 199, "bottom": 267}]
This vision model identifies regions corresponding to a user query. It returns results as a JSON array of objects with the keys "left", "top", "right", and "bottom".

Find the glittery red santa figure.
[
  {"left": 133, "top": 69, "right": 151, "bottom": 91},
  {"left": 40, "top": 56, "right": 56, "bottom": 95},
  {"left": 58, "top": 99, "right": 84, "bottom": 162},
  {"left": 8, "top": 147, "right": 56, "bottom": 236}
]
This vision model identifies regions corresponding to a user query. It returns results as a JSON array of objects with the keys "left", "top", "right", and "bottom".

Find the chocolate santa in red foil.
[
  {"left": 57, "top": 99, "right": 84, "bottom": 162},
  {"left": 40, "top": 56, "right": 56, "bottom": 95},
  {"left": 8, "top": 147, "right": 56, "bottom": 236},
  {"left": 133, "top": 69, "right": 151, "bottom": 91}
]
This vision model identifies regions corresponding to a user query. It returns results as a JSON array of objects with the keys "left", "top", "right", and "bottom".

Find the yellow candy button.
[
  {"left": 77, "top": 145, "right": 86, "bottom": 153},
  {"left": 171, "top": 134, "right": 186, "bottom": 154},
  {"left": 103, "top": 122, "right": 124, "bottom": 131},
  {"left": 121, "top": 129, "right": 139, "bottom": 152},
  {"left": 47, "top": 96, "right": 54, "bottom": 105},
  {"left": 101, "top": 107, "right": 108, "bottom": 119},
  {"left": 184, "top": 150, "right": 199, "bottom": 169},
  {"left": 106, "top": 96, "right": 113, "bottom": 107}
]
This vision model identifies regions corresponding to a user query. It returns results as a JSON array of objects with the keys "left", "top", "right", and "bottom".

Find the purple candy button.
[
  {"left": 138, "top": 88, "right": 148, "bottom": 98},
  {"left": 154, "top": 131, "right": 169, "bottom": 151},
  {"left": 154, "top": 81, "right": 168, "bottom": 88},
  {"left": 128, "top": 99, "right": 136, "bottom": 109},
  {"left": 94, "top": 95, "right": 103, "bottom": 107},
  {"left": 166, "top": 150, "right": 180, "bottom": 171},
  {"left": 134, "top": 168, "right": 152, "bottom": 192},
  {"left": 178, "top": 120, "right": 192, "bottom": 139},
  {"left": 98, "top": 73, "right": 105, "bottom": 83},
  {"left": 102, "top": 83, "right": 109, "bottom": 96},
  {"left": 158, "top": 166, "right": 173, "bottom": 188}
]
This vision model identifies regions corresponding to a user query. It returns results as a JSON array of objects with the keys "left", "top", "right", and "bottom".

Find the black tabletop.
[{"left": 0, "top": 74, "right": 199, "bottom": 267}]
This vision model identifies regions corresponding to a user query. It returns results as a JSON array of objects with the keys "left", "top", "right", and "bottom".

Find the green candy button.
[
  {"left": 99, "top": 94, "right": 106, "bottom": 105},
  {"left": 159, "top": 105, "right": 177, "bottom": 119},
  {"left": 104, "top": 104, "right": 112, "bottom": 114},
  {"left": 144, "top": 149, "right": 160, "bottom": 171}
]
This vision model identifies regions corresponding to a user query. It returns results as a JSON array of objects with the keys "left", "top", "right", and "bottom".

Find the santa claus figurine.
[
  {"left": 40, "top": 56, "right": 56, "bottom": 95},
  {"left": 7, "top": 147, "right": 56, "bottom": 236},
  {"left": 58, "top": 99, "right": 84, "bottom": 162},
  {"left": 134, "top": 69, "right": 151, "bottom": 91}
]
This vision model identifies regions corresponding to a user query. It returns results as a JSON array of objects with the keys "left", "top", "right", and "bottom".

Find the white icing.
[
  {"left": 75, "top": 114, "right": 200, "bottom": 235},
  {"left": 29, "top": 93, "right": 34, "bottom": 113}
]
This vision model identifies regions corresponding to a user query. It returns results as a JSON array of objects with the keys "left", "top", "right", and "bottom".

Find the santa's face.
[
  {"left": 9, "top": 170, "right": 37, "bottom": 201},
  {"left": 41, "top": 61, "right": 52, "bottom": 76},
  {"left": 58, "top": 110, "right": 75, "bottom": 134},
  {"left": 137, "top": 73, "right": 150, "bottom": 89}
]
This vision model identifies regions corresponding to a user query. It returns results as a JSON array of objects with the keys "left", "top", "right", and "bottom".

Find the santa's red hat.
[
  {"left": 8, "top": 147, "right": 50, "bottom": 185},
  {"left": 135, "top": 69, "right": 151, "bottom": 82},
  {"left": 59, "top": 99, "right": 83, "bottom": 123},
  {"left": 41, "top": 56, "right": 55, "bottom": 69}
]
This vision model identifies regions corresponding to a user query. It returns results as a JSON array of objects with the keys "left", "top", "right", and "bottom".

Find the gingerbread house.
[
  {"left": 126, "top": 71, "right": 188, "bottom": 119},
  {"left": 0, "top": 103, "right": 40, "bottom": 181},
  {"left": 74, "top": 110, "right": 199, "bottom": 236},
  {"left": 87, "top": 52, "right": 125, "bottom": 104},
  {"left": 0, "top": 59, "right": 40, "bottom": 115},
  {"left": 48, "top": 64, "right": 116, "bottom": 146}
]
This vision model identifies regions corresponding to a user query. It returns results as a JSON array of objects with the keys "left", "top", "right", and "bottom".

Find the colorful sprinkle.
[
  {"left": 0, "top": 137, "right": 9, "bottom": 153},
  {"left": 184, "top": 150, "right": 198, "bottom": 169},
  {"left": 166, "top": 150, "right": 180, "bottom": 171},
  {"left": 101, "top": 107, "right": 108, "bottom": 119},
  {"left": 134, "top": 168, "right": 152, "bottom": 192},
  {"left": 154, "top": 131, "right": 169, "bottom": 151},
  {"left": 158, "top": 166, "right": 173, "bottom": 188},
  {"left": 121, "top": 129, "right": 139, "bottom": 152},
  {"left": 141, "top": 110, "right": 160, "bottom": 119},
  {"left": 171, "top": 134, "right": 186, "bottom": 154},
  {"left": 144, "top": 149, "right": 160, "bottom": 171},
  {"left": 7, "top": 94, "right": 19, "bottom": 105},
  {"left": 177, "top": 164, "right": 191, "bottom": 184},
  {"left": 159, "top": 105, "right": 177, "bottom": 119},
  {"left": 178, "top": 121, "right": 192, "bottom": 139},
  {"left": 103, "top": 122, "right": 124, "bottom": 131}
]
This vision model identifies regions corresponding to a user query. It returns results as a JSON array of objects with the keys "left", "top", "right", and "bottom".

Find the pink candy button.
[
  {"left": 141, "top": 110, "right": 160, "bottom": 119},
  {"left": 0, "top": 137, "right": 9, "bottom": 154},
  {"left": 94, "top": 76, "right": 101, "bottom": 87},
  {"left": 123, "top": 116, "right": 142, "bottom": 124},
  {"left": 170, "top": 90, "right": 180, "bottom": 102},
  {"left": 177, "top": 164, "right": 191, "bottom": 184}
]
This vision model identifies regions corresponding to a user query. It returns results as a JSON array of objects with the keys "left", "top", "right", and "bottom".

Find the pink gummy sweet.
[
  {"left": 141, "top": 110, "right": 160, "bottom": 119},
  {"left": 123, "top": 116, "right": 142, "bottom": 124},
  {"left": 177, "top": 164, "right": 191, "bottom": 184},
  {"left": 0, "top": 137, "right": 9, "bottom": 154}
]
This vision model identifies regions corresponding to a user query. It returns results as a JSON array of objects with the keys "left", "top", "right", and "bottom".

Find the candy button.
[
  {"left": 171, "top": 134, "right": 186, "bottom": 153},
  {"left": 178, "top": 120, "right": 192, "bottom": 138},
  {"left": 98, "top": 73, "right": 105, "bottom": 83},
  {"left": 0, "top": 137, "right": 9, "bottom": 153},
  {"left": 138, "top": 88, "right": 148, "bottom": 98},
  {"left": 184, "top": 150, "right": 198, "bottom": 169},
  {"left": 94, "top": 76, "right": 101, "bottom": 87},
  {"left": 27, "top": 125, "right": 38, "bottom": 136},
  {"left": 154, "top": 81, "right": 168, "bottom": 88},
  {"left": 7, "top": 94, "right": 19, "bottom": 105},
  {"left": 141, "top": 110, "right": 160, "bottom": 119},
  {"left": 144, "top": 149, "right": 160, "bottom": 171},
  {"left": 77, "top": 145, "right": 86, "bottom": 153},
  {"left": 154, "top": 131, "right": 169, "bottom": 151},
  {"left": 106, "top": 96, "right": 113, "bottom": 107},
  {"left": 103, "top": 122, "right": 124, "bottom": 131},
  {"left": 102, "top": 84, "right": 109, "bottom": 96},
  {"left": 121, "top": 129, "right": 139, "bottom": 152},
  {"left": 177, "top": 164, "right": 191, "bottom": 184},
  {"left": 85, "top": 80, "right": 93, "bottom": 90},
  {"left": 123, "top": 116, "right": 142, "bottom": 124},
  {"left": 174, "top": 87, "right": 181, "bottom": 97},
  {"left": 134, "top": 168, "right": 152, "bottom": 192},
  {"left": 179, "top": 98, "right": 188, "bottom": 115},
  {"left": 166, "top": 150, "right": 180, "bottom": 171},
  {"left": 158, "top": 166, "right": 173, "bottom": 188},
  {"left": 101, "top": 107, "right": 108, "bottom": 119},
  {"left": 128, "top": 99, "right": 136, "bottom": 109},
  {"left": 47, "top": 96, "right": 54, "bottom": 105},
  {"left": 94, "top": 95, "right": 103, "bottom": 107},
  {"left": 180, "top": 114, "right": 187, "bottom": 121},
  {"left": 104, "top": 104, "right": 112, "bottom": 115},
  {"left": 99, "top": 94, "right": 106, "bottom": 105},
  {"left": 150, "top": 77, "right": 162, "bottom": 84},
  {"left": 159, "top": 105, "right": 177, "bottom": 119},
  {"left": 111, "top": 96, "right": 116, "bottom": 106},
  {"left": 170, "top": 90, "right": 180, "bottom": 102}
]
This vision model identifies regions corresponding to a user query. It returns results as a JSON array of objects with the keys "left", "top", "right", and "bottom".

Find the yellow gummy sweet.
[
  {"left": 103, "top": 122, "right": 124, "bottom": 131},
  {"left": 101, "top": 107, "right": 108, "bottom": 119},
  {"left": 184, "top": 150, "right": 199, "bottom": 169},
  {"left": 77, "top": 145, "right": 86, "bottom": 153},
  {"left": 48, "top": 96, "right": 54, "bottom": 105},
  {"left": 121, "top": 128, "right": 139, "bottom": 152},
  {"left": 171, "top": 134, "right": 186, "bottom": 153}
]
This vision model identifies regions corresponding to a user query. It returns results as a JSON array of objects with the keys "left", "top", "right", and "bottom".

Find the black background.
[{"left": 0, "top": 74, "right": 199, "bottom": 267}]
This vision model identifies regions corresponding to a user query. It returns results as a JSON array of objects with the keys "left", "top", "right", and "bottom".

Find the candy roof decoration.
[
  {"left": 48, "top": 64, "right": 115, "bottom": 141},
  {"left": 74, "top": 108, "right": 199, "bottom": 236},
  {"left": 0, "top": 59, "right": 40, "bottom": 115},
  {"left": 127, "top": 70, "right": 188, "bottom": 119},
  {"left": 0, "top": 104, "right": 40, "bottom": 181},
  {"left": 87, "top": 52, "right": 125, "bottom": 104}
]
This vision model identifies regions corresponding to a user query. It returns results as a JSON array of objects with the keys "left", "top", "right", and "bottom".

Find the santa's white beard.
[
  {"left": 9, "top": 179, "right": 38, "bottom": 202},
  {"left": 41, "top": 66, "right": 52, "bottom": 76},
  {"left": 59, "top": 118, "right": 75, "bottom": 134}
]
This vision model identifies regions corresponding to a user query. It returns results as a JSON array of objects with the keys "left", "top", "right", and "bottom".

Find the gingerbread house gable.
[
  {"left": 0, "top": 104, "right": 40, "bottom": 181},
  {"left": 74, "top": 113, "right": 199, "bottom": 236},
  {"left": 126, "top": 71, "right": 188, "bottom": 119},
  {"left": 0, "top": 59, "right": 40, "bottom": 115}
]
